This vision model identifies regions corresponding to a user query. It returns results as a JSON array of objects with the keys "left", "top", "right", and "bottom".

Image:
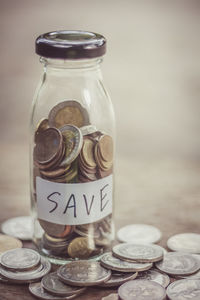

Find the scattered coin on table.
[
  {"left": 29, "top": 282, "right": 80, "bottom": 300},
  {"left": 166, "top": 279, "right": 200, "bottom": 300},
  {"left": 167, "top": 233, "right": 200, "bottom": 253},
  {"left": 117, "top": 224, "right": 162, "bottom": 244},
  {"left": 0, "top": 233, "right": 22, "bottom": 253},
  {"left": 137, "top": 269, "right": 170, "bottom": 288},
  {"left": 118, "top": 279, "right": 166, "bottom": 300},
  {"left": 0, "top": 248, "right": 41, "bottom": 271},
  {"left": 41, "top": 272, "right": 86, "bottom": 297},
  {"left": 100, "top": 252, "right": 153, "bottom": 272},
  {"left": 1, "top": 216, "right": 33, "bottom": 240},
  {"left": 112, "top": 243, "right": 164, "bottom": 263},
  {"left": 57, "top": 261, "right": 111, "bottom": 286},
  {"left": 101, "top": 294, "right": 119, "bottom": 300},
  {"left": 98, "top": 270, "right": 137, "bottom": 287},
  {"left": 155, "top": 252, "right": 200, "bottom": 276}
]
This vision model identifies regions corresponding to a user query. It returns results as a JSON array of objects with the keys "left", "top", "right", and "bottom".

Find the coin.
[
  {"left": 0, "top": 234, "right": 22, "bottom": 253},
  {"left": 98, "top": 135, "right": 113, "bottom": 162},
  {"left": 0, "top": 248, "right": 41, "bottom": 271},
  {"left": 42, "top": 234, "right": 71, "bottom": 255},
  {"left": 29, "top": 282, "right": 80, "bottom": 300},
  {"left": 34, "top": 128, "right": 63, "bottom": 165},
  {"left": 48, "top": 100, "right": 90, "bottom": 129},
  {"left": 100, "top": 252, "right": 153, "bottom": 272},
  {"left": 67, "top": 237, "right": 94, "bottom": 259},
  {"left": 118, "top": 279, "right": 166, "bottom": 300},
  {"left": 102, "top": 294, "right": 119, "bottom": 300},
  {"left": 155, "top": 252, "right": 200, "bottom": 276},
  {"left": 41, "top": 272, "right": 86, "bottom": 296},
  {"left": 137, "top": 269, "right": 170, "bottom": 288},
  {"left": 1, "top": 216, "right": 33, "bottom": 240},
  {"left": 59, "top": 125, "right": 83, "bottom": 165},
  {"left": 57, "top": 261, "right": 111, "bottom": 286},
  {"left": 117, "top": 224, "right": 162, "bottom": 244},
  {"left": 98, "top": 271, "right": 138, "bottom": 287},
  {"left": 112, "top": 243, "right": 164, "bottom": 263},
  {"left": 167, "top": 233, "right": 200, "bottom": 254},
  {"left": 166, "top": 279, "right": 200, "bottom": 300},
  {"left": 35, "top": 118, "right": 49, "bottom": 143},
  {"left": 81, "top": 138, "right": 97, "bottom": 168},
  {"left": 0, "top": 256, "right": 51, "bottom": 283},
  {"left": 80, "top": 125, "right": 97, "bottom": 136},
  {"left": 39, "top": 220, "right": 73, "bottom": 238},
  {"left": 173, "top": 254, "right": 200, "bottom": 279}
]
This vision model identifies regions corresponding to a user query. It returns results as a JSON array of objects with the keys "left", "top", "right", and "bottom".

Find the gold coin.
[
  {"left": 81, "top": 138, "right": 97, "bottom": 168},
  {"left": 94, "top": 143, "right": 113, "bottom": 171},
  {"left": 68, "top": 237, "right": 94, "bottom": 259},
  {"left": 98, "top": 135, "right": 113, "bottom": 162},
  {"left": 0, "top": 234, "right": 22, "bottom": 253},
  {"left": 48, "top": 100, "right": 90, "bottom": 129}
]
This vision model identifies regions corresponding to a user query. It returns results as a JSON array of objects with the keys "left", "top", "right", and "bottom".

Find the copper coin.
[
  {"left": 68, "top": 237, "right": 94, "bottom": 259},
  {"left": 39, "top": 220, "right": 73, "bottom": 238},
  {"left": 40, "top": 163, "right": 71, "bottom": 179},
  {"left": 98, "top": 135, "right": 113, "bottom": 162},
  {"left": 34, "top": 118, "right": 49, "bottom": 143},
  {"left": 57, "top": 261, "right": 111, "bottom": 286},
  {"left": 34, "top": 128, "right": 63, "bottom": 165},
  {"left": 35, "top": 142, "right": 66, "bottom": 171},
  {"left": 48, "top": 100, "right": 90, "bottom": 129},
  {"left": 0, "top": 234, "right": 22, "bottom": 253},
  {"left": 79, "top": 167, "right": 97, "bottom": 181}
]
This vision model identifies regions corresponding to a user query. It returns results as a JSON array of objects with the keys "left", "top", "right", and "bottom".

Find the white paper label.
[{"left": 36, "top": 175, "right": 113, "bottom": 225}]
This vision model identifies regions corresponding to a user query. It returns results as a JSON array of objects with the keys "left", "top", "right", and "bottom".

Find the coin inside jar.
[
  {"left": 48, "top": 100, "right": 90, "bottom": 129},
  {"left": 39, "top": 220, "right": 74, "bottom": 238},
  {"left": 67, "top": 237, "right": 94, "bottom": 259},
  {"left": 34, "top": 128, "right": 63, "bottom": 165},
  {"left": 34, "top": 118, "right": 49, "bottom": 143}
]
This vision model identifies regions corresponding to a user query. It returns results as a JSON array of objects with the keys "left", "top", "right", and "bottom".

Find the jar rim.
[{"left": 35, "top": 30, "right": 106, "bottom": 60}]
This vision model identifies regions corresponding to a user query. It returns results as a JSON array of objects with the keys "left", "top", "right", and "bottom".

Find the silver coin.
[
  {"left": 98, "top": 271, "right": 138, "bottom": 287},
  {"left": 0, "top": 248, "right": 41, "bottom": 271},
  {"left": 155, "top": 252, "right": 200, "bottom": 276},
  {"left": 118, "top": 279, "right": 166, "bottom": 300},
  {"left": 0, "top": 257, "right": 51, "bottom": 283},
  {"left": 117, "top": 224, "right": 162, "bottom": 244},
  {"left": 57, "top": 261, "right": 111, "bottom": 286},
  {"left": 100, "top": 252, "right": 153, "bottom": 272},
  {"left": 59, "top": 125, "right": 83, "bottom": 166},
  {"left": 29, "top": 282, "right": 80, "bottom": 300},
  {"left": 1, "top": 216, "right": 33, "bottom": 240},
  {"left": 80, "top": 125, "right": 97, "bottom": 136},
  {"left": 102, "top": 294, "right": 118, "bottom": 300},
  {"left": 166, "top": 279, "right": 200, "bottom": 300},
  {"left": 175, "top": 255, "right": 200, "bottom": 279},
  {"left": 137, "top": 269, "right": 170, "bottom": 288},
  {"left": 112, "top": 243, "right": 164, "bottom": 263},
  {"left": 167, "top": 233, "right": 200, "bottom": 254},
  {"left": 41, "top": 272, "right": 86, "bottom": 296}
]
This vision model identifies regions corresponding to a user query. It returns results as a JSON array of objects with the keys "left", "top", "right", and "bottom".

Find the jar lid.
[{"left": 35, "top": 30, "right": 106, "bottom": 59}]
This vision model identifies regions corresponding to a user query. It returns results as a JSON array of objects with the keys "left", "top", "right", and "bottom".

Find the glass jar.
[{"left": 30, "top": 30, "right": 115, "bottom": 264}]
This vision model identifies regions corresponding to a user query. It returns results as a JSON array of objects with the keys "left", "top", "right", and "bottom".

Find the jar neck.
[{"left": 40, "top": 57, "right": 103, "bottom": 71}]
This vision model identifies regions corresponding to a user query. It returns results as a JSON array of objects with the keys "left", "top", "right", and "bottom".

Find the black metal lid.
[{"left": 35, "top": 30, "right": 106, "bottom": 59}]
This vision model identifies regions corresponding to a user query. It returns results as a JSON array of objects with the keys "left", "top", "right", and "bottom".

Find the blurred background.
[{"left": 1, "top": 0, "right": 200, "bottom": 239}]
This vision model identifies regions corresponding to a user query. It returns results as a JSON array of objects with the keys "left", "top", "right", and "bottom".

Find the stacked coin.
[
  {"left": 0, "top": 248, "right": 51, "bottom": 284},
  {"left": 33, "top": 100, "right": 114, "bottom": 260}
]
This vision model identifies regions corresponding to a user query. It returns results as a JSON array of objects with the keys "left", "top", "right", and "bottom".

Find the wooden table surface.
[{"left": 0, "top": 1, "right": 200, "bottom": 299}]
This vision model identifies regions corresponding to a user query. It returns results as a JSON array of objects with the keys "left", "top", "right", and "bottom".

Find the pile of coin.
[
  {"left": 33, "top": 100, "right": 114, "bottom": 260},
  {"left": 33, "top": 100, "right": 113, "bottom": 185},
  {"left": 0, "top": 248, "right": 51, "bottom": 284}
]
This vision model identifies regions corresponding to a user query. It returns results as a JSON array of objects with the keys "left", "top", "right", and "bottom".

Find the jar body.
[{"left": 30, "top": 58, "right": 115, "bottom": 263}]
